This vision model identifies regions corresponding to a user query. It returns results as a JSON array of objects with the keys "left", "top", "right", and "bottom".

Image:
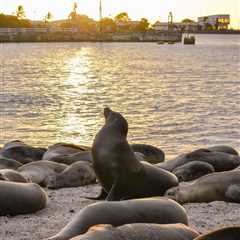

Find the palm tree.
[{"left": 16, "top": 5, "right": 25, "bottom": 20}]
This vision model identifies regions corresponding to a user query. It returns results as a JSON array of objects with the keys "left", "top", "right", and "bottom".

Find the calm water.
[{"left": 0, "top": 34, "right": 240, "bottom": 158}]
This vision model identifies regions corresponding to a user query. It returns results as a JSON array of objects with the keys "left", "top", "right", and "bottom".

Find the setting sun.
[{"left": 0, "top": 0, "right": 239, "bottom": 28}]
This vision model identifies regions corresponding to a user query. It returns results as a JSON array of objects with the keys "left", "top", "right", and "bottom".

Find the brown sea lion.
[
  {"left": 18, "top": 160, "right": 67, "bottom": 187},
  {"left": 130, "top": 143, "right": 165, "bottom": 163},
  {"left": 0, "top": 181, "right": 47, "bottom": 216},
  {"left": 50, "top": 151, "right": 92, "bottom": 165},
  {"left": 47, "top": 197, "right": 188, "bottom": 240},
  {"left": 46, "top": 161, "right": 96, "bottom": 189},
  {"left": 157, "top": 148, "right": 240, "bottom": 172},
  {"left": 0, "top": 169, "right": 29, "bottom": 183},
  {"left": 194, "top": 226, "right": 240, "bottom": 240},
  {"left": 0, "top": 140, "right": 46, "bottom": 164},
  {"left": 70, "top": 223, "right": 199, "bottom": 240},
  {"left": 165, "top": 170, "right": 240, "bottom": 204},
  {"left": 0, "top": 156, "right": 22, "bottom": 170},
  {"left": 91, "top": 107, "right": 178, "bottom": 201},
  {"left": 172, "top": 161, "right": 215, "bottom": 182},
  {"left": 208, "top": 145, "right": 239, "bottom": 156},
  {"left": 43, "top": 143, "right": 90, "bottom": 161}
]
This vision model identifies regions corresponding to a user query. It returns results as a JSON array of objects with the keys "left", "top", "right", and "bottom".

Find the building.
[
  {"left": 116, "top": 20, "right": 140, "bottom": 32},
  {"left": 198, "top": 14, "right": 230, "bottom": 30},
  {"left": 152, "top": 21, "right": 198, "bottom": 32}
]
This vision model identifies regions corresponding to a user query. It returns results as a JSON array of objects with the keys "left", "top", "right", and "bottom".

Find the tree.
[
  {"left": 134, "top": 18, "right": 150, "bottom": 32},
  {"left": 100, "top": 17, "right": 117, "bottom": 32},
  {"left": 114, "top": 12, "right": 131, "bottom": 23},
  {"left": 16, "top": 5, "right": 25, "bottom": 20},
  {"left": 182, "top": 18, "right": 195, "bottom": 23},
  {"left": 69, "top": 2, "right": 78, "bottom": 21},
  {"left": 45, "top": 12, "right": 53, "bottom": 23},
  {"left": 0, "top": 13, "right": 31, "bottom": 27}
]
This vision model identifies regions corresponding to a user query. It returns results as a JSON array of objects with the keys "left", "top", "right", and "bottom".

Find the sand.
[{"left": 0, "top": 184, "right": 239, "bottom": 240}]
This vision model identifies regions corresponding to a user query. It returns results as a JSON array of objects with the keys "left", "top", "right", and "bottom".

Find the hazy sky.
[{"left": 0, "top": 0, "right": 239, "bottom": 28}]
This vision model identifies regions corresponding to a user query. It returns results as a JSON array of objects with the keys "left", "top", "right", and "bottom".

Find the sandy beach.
[{"left": 0, "top": 183, "right": 239, "bottom": 240}]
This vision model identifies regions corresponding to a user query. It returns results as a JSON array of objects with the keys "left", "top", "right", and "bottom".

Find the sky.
[{"left": 0, "top": 0, "right": 239, "bottom": 28}]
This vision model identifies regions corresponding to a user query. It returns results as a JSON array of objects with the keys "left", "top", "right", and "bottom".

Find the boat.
[{"left": 183, "top": 35, "right": 195, "bottom": 45}]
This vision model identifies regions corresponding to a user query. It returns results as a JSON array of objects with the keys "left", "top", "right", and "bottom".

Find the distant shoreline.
[{"left": 0, "top": 30, "right": 239, "bottom": 43}]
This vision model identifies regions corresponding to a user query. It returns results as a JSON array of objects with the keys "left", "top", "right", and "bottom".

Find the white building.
[{"left": 198, "top": 14, "right": 230, "bottom": 30}]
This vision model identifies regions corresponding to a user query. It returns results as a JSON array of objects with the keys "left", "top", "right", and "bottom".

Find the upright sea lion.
[
  {"left": 71, "top": 223, "right": 199, "bottom": 240},
  {"left": 194, "top": 226, "right": 240, "bottom": 240},
  {"left": 43, "top": 143, "right": 90, "bottom": 161},
  {"left": 0, "top": 169, "right": 29, "bottom": 183},
  {"left": 208, "top": 145, "right": 239, "bottom": 156},
  {"left": 47, "top": 197, "right": 188, "bottom": 240},
  {"left": 0, "top": 156, "right": 22, "bottom": 170},
  {"left": 165, "top": 170, "right": 240, "bottom": 203},
  {"left": 157, "top": 148, "right": 240, "bottom": 172},
  {"left": 172, "top": 161, "right": 215, "bottom": 182},
  {"left": 18, "top": 160, "right": 67, "bottom": 186},
  {"left": 130, "top": 143, "right": 165, "bottom": 163},
  {"left": 0, "top": 140, "right": 46, "bottom": 164},
  {"left": 92, "top": 107, "right": 178, "bottom": 201},
  {"left": 0, "top": 181, "right": 47, "bottom": 216},
  {"left": 46, "top": 161, "right": 96, "bottom": 189}
]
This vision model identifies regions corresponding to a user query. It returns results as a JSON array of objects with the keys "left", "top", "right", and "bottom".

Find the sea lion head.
[
  {"left": 103, "top": 107, "right": 128, "bottom": 137},
  {"left": 164, "top": 186, "right": 186, "bottom": 204}
]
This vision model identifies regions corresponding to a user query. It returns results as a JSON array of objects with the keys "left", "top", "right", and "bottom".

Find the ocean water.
[{"left": 0, "top": 34, "right": 239, "bottom": 158}]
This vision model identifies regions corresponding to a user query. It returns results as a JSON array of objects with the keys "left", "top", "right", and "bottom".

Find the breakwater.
[{"left": 0, "top": 29, "right": 182, "bottom": 42}]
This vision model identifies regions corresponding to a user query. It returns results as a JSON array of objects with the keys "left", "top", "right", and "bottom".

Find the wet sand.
[{"left": 0, "top": 184, "right": 239, "bottom": 240}]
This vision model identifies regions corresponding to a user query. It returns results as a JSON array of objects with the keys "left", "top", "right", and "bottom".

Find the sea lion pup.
[
  {"left": 173, "top": 161, "right": 215, "bottom": 182},
  {"left": 70, "top": 223, "right": 199, "bottom": 240},
  {"left": 0, "top": 169, "right": 30, "bottom": 183},
  {"left": 157, "top": 148, "right": 240, "bottom": 172},
  {"left": 47, "top": 197, "right": 188, "bottom": 240},
  {"left": 43, "top": 143, "right": 90, "bottom": 161},
  {"left": 91, "top": 107, "right": 178, "bottom": 201},
  {"left": 50, "top": 151, "right": 92, "bottom": 165},
  {"left": 130, "top": 143, "right": 165, "bottom": 164},
  {"left": 18, "top": 160, "right": 67, "bottom": 187},
  {"left": 0, "top": 181, "right": 47, "bottom": 216},
  {"left": 0, "top": 140, "right": 46, "bottom": 164},
  {"left": 165, "top": 170, "right": 240, "bottom": 204},
  {"left": 0, "top": 156, "right": 22, "bottom": 170},
  {"left": 46, "top": 161, "right": 96, "bottom": 189},
  {"left": 208, "top": 145, "right": 239, "bottom": 156},
  {"left": 194, "top": 226, "right": 240, "bottom": 240}
]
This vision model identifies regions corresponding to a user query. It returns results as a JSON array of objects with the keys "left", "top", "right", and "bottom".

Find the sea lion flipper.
[
  {"left": 106, "top": 177, "right": 122, "bottom": 201},
  {"left": 85, "top": 188, "right": 108, "bottom": 200},
  {"left": 225, "top": 184, "right": 240, "bottom": 203}
]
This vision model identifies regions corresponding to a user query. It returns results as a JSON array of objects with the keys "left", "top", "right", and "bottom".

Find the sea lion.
[
  {"left": 0, "top": 156, "right": 22, "bottom": 170},
  {"left": 165, "top": 170, "right": 240, "bottom": 204},
  {"left": 50, "top": 151, "right": 92, "bottom": 165},
  {"left": 157, "top": 148, "right": 240, "bottom": 172},
  {"left": 43, "top": 143, "right": 90, "bottom": 161},
  {"left": 47, "top": 197, "right": 188, "bottom": 240},
  {"left": 194, "top": 226, "right": 240, "bottom": 240},
  {"left": 130, "top": 143, "right": 165, "bottom": 163},
  {"left": 71, "top": 223, "right": 199, "bottom": 240},
  {"left": 46, "top": 161, "right": 96, "bottom": 189},
  {"left": 51, "top": 151, "right": 143, "bottom": 166},
  {"left": 208, "top": 145, "right": 239, "bottom": 156},
  {"left": 18, "top": 160, "right": 67, "bottom": 186},
  {"left": 0, "top": 181, "right": 47, "bottom": 216},
  {"left": 0, "top": 169, "right": 30, "bottom": 183},
  {"left": 0, "top": 140, "right": 46, "bottom": 164},
  {"left": 91, "top": 107, "right": 178, "bottom": 201},
  {"left": 172, "top": 161, "right": 215, "bottom": 182}
]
